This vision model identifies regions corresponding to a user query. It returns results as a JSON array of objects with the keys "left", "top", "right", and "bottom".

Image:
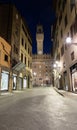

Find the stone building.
[
  {"left": 32, "top": 54, "right": 52, "bottom": 86},
  {"left": 0, "top": 37, "right": 11, "bottom": 91},
  {"left": 52, "top": 0, "right": 77, "bottom": 92},
  {"left": 0, "top": 3, "right": 32, "bottom": 91},
  {"left": 32, "top": 24, "right": 52, "bottom": 86}
]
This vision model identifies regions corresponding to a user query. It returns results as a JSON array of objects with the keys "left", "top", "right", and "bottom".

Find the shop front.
[
  {"left": 23, "top": 77, "right": 27, "bottom": 89},
  {"left": 63, "top": 71, "right": 68, "bottom": 91},
  {"left": 12, "top": 74, "right": 17, "bottom": 90},
  {"left": 71, "top": 69, "right": 77, "bottom": 92},
  {"left": 19, "top": 77, "right": 23, "bottom": 90},
  {"left": 12, "top": 61, "right": 26, "bottom": 90},
  {"left": 1, "top": 71, "right": 9, "bottom": 91},
  {"left": 70, "top": 63, "right": 77, "bottom": 92}
]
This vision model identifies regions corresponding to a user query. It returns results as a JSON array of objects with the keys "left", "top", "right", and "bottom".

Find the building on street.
[
  {"left": 0, "top": 3, "right": 32, "bottom": 91},
  {"left": 52, "top": 0, "right": 77, "bottom": 92},
  {"left": 32, "top": 24, "right": 53, "bottom": 87},
  {"left": 0, "top": 37, "right": 11, "bottom": 91}
]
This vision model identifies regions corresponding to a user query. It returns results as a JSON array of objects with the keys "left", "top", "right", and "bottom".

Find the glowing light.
[{"left": 66, "top": 37, "right": 72, "bottom": 44}]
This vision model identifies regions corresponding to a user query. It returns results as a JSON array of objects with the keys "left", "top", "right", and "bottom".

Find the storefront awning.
[{"left": 12, "top": 62, "right": 26, "bottom": 71}]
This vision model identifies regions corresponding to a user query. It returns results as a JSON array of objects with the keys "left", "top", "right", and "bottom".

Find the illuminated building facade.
[
  {"left": 52, "top": 0, "right": 77, "bottom": 92},
  {"left": 0, "top": 4, "right": 32, "bottom": 91}
]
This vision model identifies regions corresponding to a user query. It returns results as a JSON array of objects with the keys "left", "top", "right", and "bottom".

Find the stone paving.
[{"left": 0, "top": 87, "right": 77, "bottom": 130}]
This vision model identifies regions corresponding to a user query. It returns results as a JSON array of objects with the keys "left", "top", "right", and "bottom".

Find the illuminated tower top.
[{"left": 36, "top": 25, "right": 44, "bottom": 55}]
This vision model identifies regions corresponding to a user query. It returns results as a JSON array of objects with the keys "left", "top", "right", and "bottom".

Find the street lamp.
[
  {"left": 66, "top": 36, "right": 77, "bottom": 46},
  {"left": 33, "top": 72, "right": 37, "bottom": 76}
]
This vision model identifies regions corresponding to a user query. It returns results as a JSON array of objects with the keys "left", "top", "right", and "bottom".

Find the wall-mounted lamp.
[{"left": 66, "top": 36, "right": 77, "bottom": 46}]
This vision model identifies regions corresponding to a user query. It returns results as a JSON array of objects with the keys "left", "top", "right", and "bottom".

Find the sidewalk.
[{"left": 54, "top": 87, "right": 77, "bottom": 99}]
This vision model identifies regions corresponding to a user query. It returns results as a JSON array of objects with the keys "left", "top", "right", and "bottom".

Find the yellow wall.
[{"left": 0, "top": 37, "right": 11, "bottom": 68}]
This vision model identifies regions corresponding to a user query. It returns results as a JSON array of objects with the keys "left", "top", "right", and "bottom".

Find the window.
[
  {"left": 61, "top": 29, "right": 63, "bottom": 38},
  {"left": 25, "top": 43, "right": 26, "bottom": 49},
  {"left": 28, "top": 60, "right": 29, "bottom": 67},
  {"left": 70, "top": 0, "right": 75, "bottom": 11},
  {"left": 65, "top": 44, "right": 67, "bottom": 50},
  {"left": 16, "top": 14, "right": 18, "bottom": 19},
  {"left": 14, "top": 45, "right": 18, "bottom": 54},
  {"left": 59, "top": 14, "right": 62, "bottom": 25},
  {"left": 71, "top": 51, "right": 74, "bottom": 60},
  {"left": 65, "top": 15, "right": 67, "bottom": 28},
  {"left": 22, "top": 25, "right": 27, "bottom": 36},
  {"left": 63, "top": 62, "right": 66, "bottom": 68},
  {"left": 70, "top": 25, "right": 73, "bottom": 38},
  {"left": 25, "top": 57, "right": 26, "bottom": 64},
  {"left": 73, "top": 17, "right": 77, "bottom": 34},
  {"left": 28, "top": 48, "right": 29, "bottom": 54},
  {"left": 57, "top": 53, "right": 60, "bottom": 60},
  {"left": 39, "top": 78, "right": 42, "bottom": 80},
  {"left": 21, "top": 53, "right": 23, "bottom": 62},
  {"left": 62, "top": 0, "right": 66, "bottom": 11},
  {"left": 39, "top": 65, "right": 41, "bottom": 68},
  {"left": 57, "top": 40, "right": 59, "bottom": 48},
  {"left": 22, "top": 38, "right": 24, "bottom": 46},
  {"left": 4, "top": 54, "right": 8, "bottom": 62},
  {"left": 61, "top": 45, "right": 64, "bottom": 56},
  {"left": 58, "top": 0, "right": 61, "bottom": 9},
  {"left": 16, "top": 47, "right": 18, "bottom": 54}
]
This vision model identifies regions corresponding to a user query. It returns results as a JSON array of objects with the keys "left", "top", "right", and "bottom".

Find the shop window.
[
  {"left": 4, "top": 54, "right": 8, "bottom": 62},
  {"left": 71, "top": 51, "right": 74, "bottom": 60}
]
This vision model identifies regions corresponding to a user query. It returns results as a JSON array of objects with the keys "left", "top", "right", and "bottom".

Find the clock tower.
[{"left": 36, "top": 25, "right": 44, "bottom": 54}]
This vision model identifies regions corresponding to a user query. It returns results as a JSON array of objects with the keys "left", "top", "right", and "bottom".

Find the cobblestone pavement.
[{"left": 0, "top": 87, "right": 77, "bottom": 130}]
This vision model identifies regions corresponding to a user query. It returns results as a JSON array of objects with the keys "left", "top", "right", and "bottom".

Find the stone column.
[{"left": 9, "top": 71, "right": 13, "bottom": 93}]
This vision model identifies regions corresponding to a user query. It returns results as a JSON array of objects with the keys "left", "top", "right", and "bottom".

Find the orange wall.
[{"left": 0, "top": 37, "right": 11, "bottom": 68}]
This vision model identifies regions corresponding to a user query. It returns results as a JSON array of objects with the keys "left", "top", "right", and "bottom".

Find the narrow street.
[{"left": 0, "top": 87, "right": 77, "bottom": 130}]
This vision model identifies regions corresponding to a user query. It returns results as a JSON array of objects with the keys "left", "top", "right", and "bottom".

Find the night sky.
[{"left": 0, "top": 0, "right": 56, "bottom": 54}]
